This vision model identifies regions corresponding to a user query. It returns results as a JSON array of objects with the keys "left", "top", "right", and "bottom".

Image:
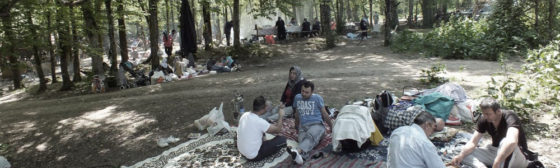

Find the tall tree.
[
  {"left": 70, "top": 6, "right": 81, "bottom": 82},
  {"left": 408, "top": 0, "right": 414, "bottom": 26},
  {"left": 534, "top": 0, "right": 539, "bottom": 28},
  {"left": 117, "top": 0, "right": 129, "bottom": 63},
  {"left": 384, "top": 0, "right": 398, "bottom": 46},
  {"left": 148, "top": 0, "right": 160, "bottom": 69},
  {"left": 56, "top": 0, "right": 73, "bottom": 91},
  {"left": 233, "top": 0, "right": 240, "bottom": 48},
  {"left": 321, "top": 0, "right": 335, "bottom": 48},
  {"left": 369, "top": 0, "right": 373, "bottom": 27},
  {"left": 165, "top": 0, "right": 170, "bottom": 32},
  {"left": 47, "top": 10, "right": 58, "bottom": 83},
  {"left": 422, "top": 0, "right": 434, "bottom": 28},
  {"left": 105, "top": 0, "right": 118, "bottom": 78},
  {"left": 180, "top": 0, "right": 197, "bottom": 66},
  {"left": 201, "top": 0, "right": 212, "bottom": 50},
  {"left": 25, "top": 2, "right": 47, "bottom": 92},
  {"left": 1, "top": 0, "right": 22, "bottom": 89},
  {"left": 81, "top": 0, "right": 105, "bottom": 78},
  {"left": 548, "top": 0, "right": 556, "bottom": 40}
]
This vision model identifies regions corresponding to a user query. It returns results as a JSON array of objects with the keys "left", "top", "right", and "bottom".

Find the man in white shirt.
[
  {"left": 237, "top": 96, "right": 288, "bottom": 161},
  {"left": 387, "top": 111, "right": 446, "bottom": 168}
]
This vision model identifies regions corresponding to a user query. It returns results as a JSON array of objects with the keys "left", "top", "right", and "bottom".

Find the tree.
[
  {"left": 117, "top": 0, "right": 129, "bottom": 63},
  {"left": 25, "top": 2, "right": 47, "bottom": 92},
  {"left": 369, "top": 0, "right": 373, "bottom": 27},
  {"left": 56, "top": 0, "right": 74, "bottom": 91},
  {"left": 422, "top": 0, "right": 434, "bottom": 28},
  {"left": 335, "top": 0, "right": 345, "bottom": 35},
  {"left": 548, "top": 0, "right": 556, "bottom": 41},
  {"left": 201, "top": 0, "right": 212, "bottom": 50},
  {"left": 233, "top": 0, "right": 240, "bottom": 48},
  {"left": 180, "top": 0, "right": 197, "bottom": 66},
  {"left": 70, "top": 6, "right": 81, "bottom": 82},
  {"left": 1, "top": 0, "right": 22, "bottom": 89},
  {"left": 408, "top": 0, "right": 414, "bottom": 26},
  {"left": 384, "top": 0, "right": 398, "bottom": 46},
  {"left": 46, "top": 10, "right": 58, "bottom": 83},
  {"left": 81, "top": 0, "right": 105, "bottom": 79},
  {"left": 320, "top": 0, "right": 335, "bottom": 48},
  {"left": 105, "top": 0, "right": 118, "bottom": 78},
  {"left": 148, "top": 0, "right": 160, "bottom": 69}
]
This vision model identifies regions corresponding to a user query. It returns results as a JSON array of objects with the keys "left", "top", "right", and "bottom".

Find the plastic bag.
[
  {"left": 157, "top": 135, "right": 180, "bottom": 147},
  {"left": 193, "top": 102, "right": 231, "bottom": 136}
]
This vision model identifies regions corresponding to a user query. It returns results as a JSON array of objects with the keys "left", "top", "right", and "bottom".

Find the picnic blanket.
[{"left": 123, "top": 117, "right": 476, "bottom": 168}]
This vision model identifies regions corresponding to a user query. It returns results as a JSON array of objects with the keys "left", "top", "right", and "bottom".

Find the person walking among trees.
[{"left": 163, "top": 30, "right": 176, "bottom": 57}]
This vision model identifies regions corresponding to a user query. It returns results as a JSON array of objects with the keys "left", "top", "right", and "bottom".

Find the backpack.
[{"left": 373, "top": 90, "right": 394, "bottom": 134}]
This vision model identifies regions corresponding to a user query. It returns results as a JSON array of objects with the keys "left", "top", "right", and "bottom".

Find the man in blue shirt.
[
  {"left": 288, "top": 81, "right": 333, "bottom": 164},
  {"left": 387, "top": 111, "right": 446, "bottom": 168}
]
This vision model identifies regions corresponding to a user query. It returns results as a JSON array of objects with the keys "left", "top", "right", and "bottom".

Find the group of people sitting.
[{"left": 236, "top": 66, "right": 541, "bottom": 167}]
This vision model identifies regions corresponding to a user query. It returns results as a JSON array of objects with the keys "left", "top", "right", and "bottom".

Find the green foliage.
[
  {"left": 487, "top": 76, "right": 536, "bottom": 122},
  {"left": 524, "top": 36, "right": 560, "bottom": 116},
  {"left": 390, "top": 15, "right": 536, "bottom": 61},
  {"left": 390, "top": 29, "right": 424, "bottom": 52},
  {"left": 419, "top": 63, "right": 448, "bottom": 85}
]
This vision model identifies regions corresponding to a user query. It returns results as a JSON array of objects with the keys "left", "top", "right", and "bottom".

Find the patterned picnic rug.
[{"left": 123, "top": 118, "right": 479, "bottom": 168}]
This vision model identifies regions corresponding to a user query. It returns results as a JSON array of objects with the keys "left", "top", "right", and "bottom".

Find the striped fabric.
[{"left": 274, "top": 152, "right": 385, "bottom": 168}]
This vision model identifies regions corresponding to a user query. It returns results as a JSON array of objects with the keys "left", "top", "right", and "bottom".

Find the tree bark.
[
  {"left": 384, "top": 0, "right": 398, "bottom": 46},
  {"left": 47, "top": 11, "right": 58, "bottom": 83},
  {"left": 117, "top": 0, "right": 129, "bottom": 63},
  {"left": 149, "top": 0, "right": 160, "bottom": 69},
  {"left": 105, "top": 0, "right": 118, "bottom": 78},
  {"left": 1, "top": 13, "right": 22, "bottom": 89},
  {"left": 534, "top": 0, "right": 539, "bottom": 28},
  {"left": 422, "top": 0, "right": 434, "bottom": 28},
  {"left": 233, "top": 0, "right": 240, "bottom": 48},
  {"left": 335, "top": 0, "right": 345, "bottom": 35},
  {"left": 548, "top": 0, "right": 556, "bottom": 40},
  {"left": 166, "top": 0, "right": 170, "bottom": 32},
  {"left": 81, "top": 0, "right": 105, "bottom": 78},
  {"left": 408, "top": 0, "right": 414, "bottom": 27},
  {"left": 202, "top": 0, "right": 212, "bottom": 50},
  {"left": 56, "top": 1, "right": 73, "bottom": 91},
  {"left": 321, "top": 0, "right": 335, "bottom": 48},
  {"left": 369, "top": 0, "right": 373, "bottom": 27},
  {"left": 70, "top": 6, "right": 81, "bottom": 82},
  {"left": 26, "top": 6, "right": 47, "bottom": 92}
]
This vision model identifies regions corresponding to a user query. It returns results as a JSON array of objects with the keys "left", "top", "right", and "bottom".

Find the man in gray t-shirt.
[{"left": 288, "top": 81, "right": 333, "bottom": 164}]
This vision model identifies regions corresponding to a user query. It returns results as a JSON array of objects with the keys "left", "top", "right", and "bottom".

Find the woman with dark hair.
[{"left": 260, "top": 66, "right": 306, "bottom": 122}]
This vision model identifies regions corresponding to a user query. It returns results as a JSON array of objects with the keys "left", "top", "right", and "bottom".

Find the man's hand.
[
  {"left": 278, "top": 108, "right": 285, "bottom": 117},
  {"left": 450, "top": 155, "right": 463, "bottom": 166}
]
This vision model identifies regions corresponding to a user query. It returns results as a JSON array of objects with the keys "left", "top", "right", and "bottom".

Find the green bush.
[
  {"left": 390, "top": 30, "right": 425, "bottom": 53},
  {"left": 524, "top": 36, "right": 560, "bottom": 115},
  {"left": 419, "top": 63, "right": 448, "bottom": 86}
]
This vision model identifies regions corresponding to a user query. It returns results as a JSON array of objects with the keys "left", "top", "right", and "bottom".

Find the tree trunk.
[
  {"left": 47, "top": 12, "right": 58, "bottom": 83},
  {"left": 202, "top": 0, "right": 212, "bottom": 50},
  {"left": 117, "top": 0, "right": 129, "bottom": 63},
  {"left": 1, "top": 14, "right": 22, "bottom": 89},
  {"left": 233, "top": 0, "right": 240, "bottom": 48},
  {"left": 369, "top": 0, "right": 374, "bottom": 27},
  {"left": 548, "top": 0, "right": 556, "bottom": 40},
  {"left": 408, "top": 0, "right": 414, "bottom": 27},
  {"left": 384, "top": 0, "right": 397, "bottom": 46},
  {"left": 149, "top": 0, "right": 160, "bottom": 69},
  {"left": 26, "top": 6, "right": 47, "bottom": 92},
  {"left": 321, "top": 0, "right": 335, "bottom": 48},
  {"left": 166, "top": 0, "right": 170, "bottom": 32},
  {"left": 534, "top": 0, "right": 539, "bottom": 28},
  {"left": 82, "top": 0, "right": 105, "bottom": 78},
  {"left": 215, "top": 13, "right": 222, "bottom": 46},
  {"left": 422, "top": 0, "right": 434, "bottom": 28},
  {"left": 346, "top": 0, "right": 352, "bottom": 21},
  {"left": 71, "top": 6, "right": 81, "bottom": 82},
  {"left": 336, "top": 0, "right": 345, "bottom": 35},
  {"left": 171, "top": 0, "right": 176, "bottom": 30},
  {"left": 56, "top": 1, "right": 73, "bottom": 91},
  {"left": 105, "top": 0, "right": 118, "bottom": 78}
]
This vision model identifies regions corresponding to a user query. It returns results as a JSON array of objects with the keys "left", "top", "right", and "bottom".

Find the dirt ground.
[{"left": 0, "top": 36, "right": 558, "bottom": 168}]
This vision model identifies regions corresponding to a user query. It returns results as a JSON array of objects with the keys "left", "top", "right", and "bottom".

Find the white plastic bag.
[{"left": 193, "top": 102, "right": 231, "bottom": 136}]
